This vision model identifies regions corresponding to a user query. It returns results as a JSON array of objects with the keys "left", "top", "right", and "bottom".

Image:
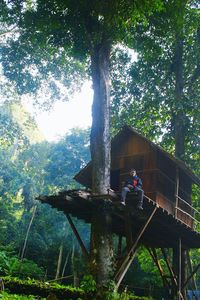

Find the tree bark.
[
  {"left": 90, "top": 38, "right": 111, "bottom": 194},
  {"left": 89, "top": 38, "right": 114, "bottom": 288},
  {"left": 173, "top": 0, "right": 187, "bottom": 160},
  {"left": 174, "top": 35, "right": 185, "bottom": 159},
  {"left": 90, "top": 203, "right": 114, "bottom": 286}
]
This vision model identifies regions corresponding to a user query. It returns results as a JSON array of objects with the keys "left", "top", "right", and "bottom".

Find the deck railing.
[{"left": 175, "top": 195, "right": 200, "bottom": 233}]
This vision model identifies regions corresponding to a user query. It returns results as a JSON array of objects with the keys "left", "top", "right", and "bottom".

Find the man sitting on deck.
[{"left": 121, "top": 168, "right": 144, "bottom": 209}]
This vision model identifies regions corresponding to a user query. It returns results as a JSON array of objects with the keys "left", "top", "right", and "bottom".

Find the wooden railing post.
[{"left": 175, "top": 167, "right": 179, "bottom": 219}]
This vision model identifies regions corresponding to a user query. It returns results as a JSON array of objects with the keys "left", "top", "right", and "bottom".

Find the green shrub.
[
  {"left": 0, "top": 291, "right": 37, "bottom": 299},
  {"left": 9, "top": 258, "right": 45, "bottom": 280},
  {"left": 80, "top": 275, "right": 96, "bottom": 292},
  {"left": 0, "top": 251, "right": 44, "bottom": 280},
  {"left": 2, "top": 276, "right": 87, "bottom": 299}
]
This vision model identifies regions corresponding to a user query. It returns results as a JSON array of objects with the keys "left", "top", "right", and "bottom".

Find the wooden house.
[
  {"left": 38, "top": 126, "right": 200, "bottom": 298},
  {"left": 75, "top": 126, "right": 200, "bottom": 230}
]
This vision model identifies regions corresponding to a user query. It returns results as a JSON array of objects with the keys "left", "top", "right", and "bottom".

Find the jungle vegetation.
[{"left": 0, "top": 0, "right": 199, "bottom": 299}]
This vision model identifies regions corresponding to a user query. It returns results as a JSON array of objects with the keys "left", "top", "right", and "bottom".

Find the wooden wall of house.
[
  {"left": 110, "top": 131, "right": 194, "bottom": 229},
  {"left": 111, "top": 131, "right": 157, "bottom": 191},
  {"left": 156, "top": 150, "right": 192, "bottom": 204}
]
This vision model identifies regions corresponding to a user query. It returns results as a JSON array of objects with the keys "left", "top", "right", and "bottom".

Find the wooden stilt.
[
  {"left": 175, "top": 167, "right": 179, "bottom": 219},
  {"left": 174, "top": 238, "right": 186, "bottom": 300},
  {"left": 186, "top": 250, "right": 197, "bottom": 291},
  {"left": 65, "top": 213, "right": 89, "bottom": 259},
  {"left": 178, "top": 238, "right": 182, "bottom": 300},
  {"left": 117, "top": 235, "right": 123, "bottom": 258},
  {"left": 161, "top": 248, "right": 178, "bottom": 294},
  {"left": 147, "top": 247, "right": 171, "bottom": 292},
  {"left": 125, "top": 207, "right": 133, "bottom": 250},
  {"left": 172, "top": 241, "right": 187, "bottom": 300},
  {"left": 173, "top": 243, "right": 179, "bottom": 299},
  {"left": 114, "top": 207, "right": 157, "bottom": 289},
  {"left": 181, "top": 248, "right": 187, "bottom": 299},
  {"left": 182, "top": 263, "right": 200, "bottom": 290}
]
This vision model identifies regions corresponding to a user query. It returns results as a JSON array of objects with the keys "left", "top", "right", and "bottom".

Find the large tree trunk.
[
  {"left": 174, "top": 35, "right": 185, "bottom": 159},
  {"left": 173, "top": 0, "right": 187, "bottom": 160},
  {"left": 90, "top": 39, "right": 111, "bottom": 194},
  {"left": 89, "top": 39, "right": 114, "bottom": 288}
]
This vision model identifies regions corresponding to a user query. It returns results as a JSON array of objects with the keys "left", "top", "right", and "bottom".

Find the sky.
[
  {"left": 25, "top": 81, "right": 93, "bottom": 141},
  {"left": 26, "top": 47, "right": 137, "bottom": 141}
]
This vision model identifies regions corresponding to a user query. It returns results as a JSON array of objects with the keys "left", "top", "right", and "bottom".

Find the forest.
[{"left": 0, "top": 0, "right": 200, "bottom": 299}]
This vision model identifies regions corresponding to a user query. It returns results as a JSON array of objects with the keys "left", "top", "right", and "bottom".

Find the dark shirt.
[{"left": 125, "top": 175, "right": 142, "bottom": 189}]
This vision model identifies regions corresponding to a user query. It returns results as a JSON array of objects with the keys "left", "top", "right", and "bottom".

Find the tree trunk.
[
  {"left": 55, "top": 243, "right": 63, "bottom": 280},
  {"left": 174, "top": 35, "right": 185, "bottom": 159},
  {"left": 173, "top": 0, "right": 187, "bottom": 160},
  {"left": 90, "top": 204, "right": 113, "bottom": 286},
  {"left": 90, "top": 38, "right": 111, "bottom": 194},
  {"left": 89, "top": 38, "right": 114, "bottom": 288},
  {"left": 71, "top": 243, "right": 79, "bottom": 287},
  {"left": 20, "top": 205, "right": 37, "bottom": 260},
  {"left": 61, "top": 251, "right": 70, "bottom": 278}
]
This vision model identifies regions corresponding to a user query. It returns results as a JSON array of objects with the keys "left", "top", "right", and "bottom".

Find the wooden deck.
[{"left": 37, "top": 189, "right": 200, "bottom": 249}]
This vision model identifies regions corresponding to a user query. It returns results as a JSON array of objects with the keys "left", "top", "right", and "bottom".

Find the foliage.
[
  {"left": 0, "top": 104, "right": 28, "bottom": 150},
  {"left": 111, "top": 0, "right": 200, "bottom": 161},
  {"left": 1, "top": 0, "right": 163, "bottom": 98},
  {"left": 0, "top": 102, "right": 91, "bottom": 280},
  {"left": 2, "top": 276, "right": 87, "bottom": 300},
  {"left": 137, "top": 248, "right": 163, "bottom": 287},
  {"left": 8, "top": 258, "right": 45, "bottom": 280},
  {"left": 0, "top": 0, "right": 199, "bottom": 292},
  {"left": 0, "top": 291, "right": 37, "bottom": 299},
  {"left": 0, "top": 250, "right": 44, "bottom": 280},
  {"left": 44, "top": 128, "right": 90, "bottom": 191},
  {"left": 80, "top": 275, "right": 96, "bottom": 293},
  {"left": 0, "top": 277, "right": 154, "bottom": 300}
]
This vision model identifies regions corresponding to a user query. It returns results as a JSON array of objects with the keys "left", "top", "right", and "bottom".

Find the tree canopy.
[
  {"left": 111, "top": 0, "right": 200, "bottom": 163},
  {"left": 0, "top": 0, "right": 199, "bottom": 295}
]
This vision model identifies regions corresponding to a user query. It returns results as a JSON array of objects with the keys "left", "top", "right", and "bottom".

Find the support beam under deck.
[{"left": 114, "top": 207, "right": 157, "bottom": 289}]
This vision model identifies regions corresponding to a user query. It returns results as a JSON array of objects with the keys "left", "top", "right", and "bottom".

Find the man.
[{"left": 121, "top": 168, "right": 144, "bottom": 209}]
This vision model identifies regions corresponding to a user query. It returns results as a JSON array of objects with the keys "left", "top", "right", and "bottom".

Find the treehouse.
[
  {"left": 38, "top": 126, "right": 200, "bottom": 299},
  {"left": 75, "top": 125, "right": 200, "bottom": 230}
]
